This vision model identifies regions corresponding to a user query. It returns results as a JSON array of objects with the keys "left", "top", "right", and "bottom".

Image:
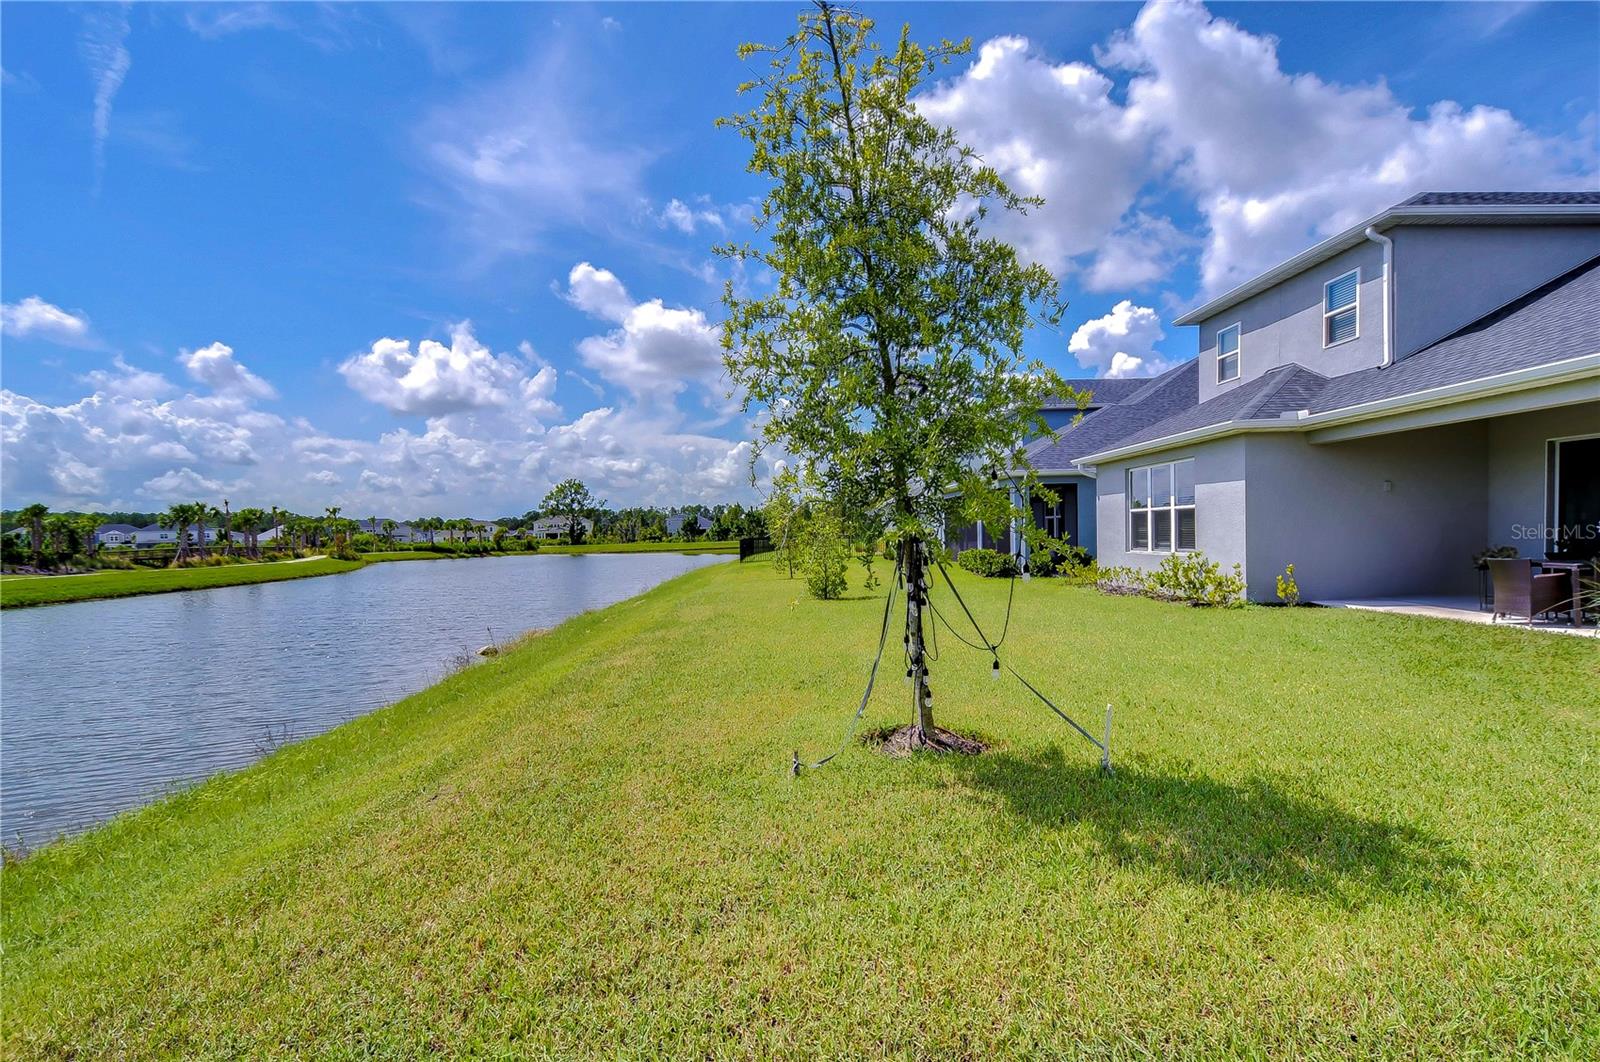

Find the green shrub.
[
  {"left": 1094, "top": 566, "right": 1146, "bottom": 596},
  {"left": 800, "top": 508, "right": 850, "bottom": 600},
  {"left": 1027, "top": 543, "right": 1090, "bottom": 577},
  {"left": 1276, "top": 563, "right": 1301, "bottom": 606},
  {"left": 1056, "top": 559, "right": 1100, "bottom": 587},
  {"left": 956, "top": 548, "right": 1017, "bottom": 579},
  {"left": 1142, "top": 553, "right": 1247, "bottom": 607}
]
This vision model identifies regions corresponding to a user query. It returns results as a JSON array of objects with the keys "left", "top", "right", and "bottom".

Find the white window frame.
[
  {"left": 1216, "top": 322, "right": 1241, "bottom": 383},
  {"left": 1128, "top": 459, "right": 1197, "bottom": 554},
  {"left": 1323, "top": 268, "right": 1360, "bottom": 348}
]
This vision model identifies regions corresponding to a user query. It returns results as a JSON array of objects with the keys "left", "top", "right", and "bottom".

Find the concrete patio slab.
[{"left": 1321, "top": 596, "right": 1599, "bottom": 637}]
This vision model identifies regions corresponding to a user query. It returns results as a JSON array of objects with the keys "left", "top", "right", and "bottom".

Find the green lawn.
[
  {"left": 4, "top": 562, "right": 1597, "bottom": 1056},
  {"left": 0, "top": 557, "right": 364, "bottom": 609}
]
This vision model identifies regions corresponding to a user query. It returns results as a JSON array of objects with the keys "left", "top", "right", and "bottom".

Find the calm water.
[{"left": 1, "top": 553, "right": 729, "bottom": 849}]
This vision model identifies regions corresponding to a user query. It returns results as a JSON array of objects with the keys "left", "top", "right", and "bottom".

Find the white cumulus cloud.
[
  {"left": 1100, "top": 0, "right": 1597, "bottom": 295},
  {"left": 565, "top": 263, "right": 725, "bottom": 401},
  {"left": 180, "top": 342, "right": 278, "bottom": 400},
  {"left": 2, "top": 297, "right": 94, "bottom": 346},
  {"left": 1067, "top": 301, "right": 1172, "bottom": 379},
  {"left": 339, "top": 322, "right": 532, "bottom": 416},
  {"left": 142, "top": 467, "right": 225, "bottom": 501},
  {"left": 918, "top": 35, "right": 1149, "bottom": 278},
  {"left": 913, "top": 1, "right": 1594, "bottom": 299}
]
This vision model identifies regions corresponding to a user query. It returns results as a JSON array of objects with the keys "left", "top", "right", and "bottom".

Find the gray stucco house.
[{"left": 969, "top": 192, "right": 1600, "bottom": 603}]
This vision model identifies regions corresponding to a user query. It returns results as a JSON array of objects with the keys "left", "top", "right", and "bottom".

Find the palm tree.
[
  {"left": 162, "top": 503, "right": 193, "bottom": 563},
  {"left": 234, "top": 507, "right": 266, "bottom": 558},
  {"left": 190, "top": 502, "right": 214, "bottom": 559},
  {"left": 75, "top": 512, "right": 103, "bottom": 558},
  {"left": 381, "top": 519, "right": 397, "bottom": 545},
  {"left": 45, "top": 513, "right": 77, "bottom": 557},
  {"left": 18, "top": 503, "right": 48, "bottom": 563},
  {"left": 220, "top": 498, "right": 235, "bottom": 556}
]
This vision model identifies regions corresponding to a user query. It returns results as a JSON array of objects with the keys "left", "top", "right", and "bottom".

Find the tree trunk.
[{"left": 904, "top": 536, "right": 936, "bottom": 743}]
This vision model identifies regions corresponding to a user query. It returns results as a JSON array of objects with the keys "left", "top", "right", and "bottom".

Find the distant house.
[
  {"left": 131, "top": 524, "right": 176, "bottom": 546},
  {"left": 529, "top": 515, "right": 593, "bottom": 540},
  {"left": 665, "top": 512, "right": 715, "bottom": 537},
  {"left": 93, "top": 523, "right": 142, "bottom": 547},
  {"left": 959, "top": 191, "right": 1600, "bottom": 603}
]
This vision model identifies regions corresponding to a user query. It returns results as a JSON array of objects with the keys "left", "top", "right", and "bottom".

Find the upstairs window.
[
  {"left": 1324, "top": 269, "right": 1359, "bottom": 346},
  {"left": 1216, "top": 323, "right": 1240, "bottom": 383}
]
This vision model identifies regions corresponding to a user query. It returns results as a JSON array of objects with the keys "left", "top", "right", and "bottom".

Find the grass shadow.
[{"left": 950, "top": 746, "right": 1463, "bottom": 905}]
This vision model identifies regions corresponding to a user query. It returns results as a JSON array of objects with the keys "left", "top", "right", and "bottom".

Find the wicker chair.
[{"left": 1487, "top": 559, "right": 1571, "bottom": 625}]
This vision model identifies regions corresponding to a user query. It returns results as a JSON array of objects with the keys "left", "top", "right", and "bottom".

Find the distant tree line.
[{"left": 2, "top": 490, "right": 769, "bottom": 571}]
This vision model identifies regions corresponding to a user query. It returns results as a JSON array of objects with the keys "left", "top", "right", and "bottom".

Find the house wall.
[
  {"left": 1485, "top": 401, "right": 1600, "bottom": 557},
  {"left": 1094, "top": 436, "right": 1250, "bottom": 581},
  {"left": 1391, "top": 224, "right": 1600, "bottom": 359},
  {"left": 1244, "top": 422, "right": 1489, "bottom": 601},
  {"left": 1093, "top": 421, "right": 1505, "bottom": 601},
  {"left": 1195, "top": 241, "right": 1386, "bottom": 405}
]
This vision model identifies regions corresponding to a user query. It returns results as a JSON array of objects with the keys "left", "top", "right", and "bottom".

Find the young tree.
[
  {"left": 542, "top": 479, "right": 596, "bottom": 545},
  {"left": 761, "top": 468, "right": 804, "bottom": 579},
  {"left": 720, "top": 5, "right": 1083, "bottom": 748},
  {"left": 801, "top": 505, "right": 850, "bottom": 600}
]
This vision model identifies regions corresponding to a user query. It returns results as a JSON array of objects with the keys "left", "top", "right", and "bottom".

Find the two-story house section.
[{"left": 1074, "top": 191, "right": 1600, "bottom": 602}]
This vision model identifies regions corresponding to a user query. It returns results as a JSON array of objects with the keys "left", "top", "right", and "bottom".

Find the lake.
[{"left": 0, "top": 552, "right": 730, "bottom": 850}]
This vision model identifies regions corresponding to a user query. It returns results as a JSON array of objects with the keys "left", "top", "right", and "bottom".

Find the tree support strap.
[
  {"left": 793, "top": 554, "right": 902, "bottom": 774},
  {"left": 932, "top": 555, "right": 1112, "bottom": 773}
]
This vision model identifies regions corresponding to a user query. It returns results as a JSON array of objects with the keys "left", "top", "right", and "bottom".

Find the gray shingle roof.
[
  {"left": 1080, "top": 254, "right": 1600, "bottom": 460},
  {"left": 1024, "top": 360, "right": 1200, "bottom": 469},
  {"left": 1042, "top": 378, "right": 1154, "bottom": 409},
  {"left": 1399, "top": 191, "right": 1600, "bottom": 207}
]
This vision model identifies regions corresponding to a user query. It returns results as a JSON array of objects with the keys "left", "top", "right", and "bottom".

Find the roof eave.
[
  {"left": 1174, "top": 203, "right": 1600, "bottom": 326},
  {"left": 1075, "top": 352, "right": 1600, "bottom": 464}
]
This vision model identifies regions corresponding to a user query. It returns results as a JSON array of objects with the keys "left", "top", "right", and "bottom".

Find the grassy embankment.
[
  {"left": 4, "top": 561, "right": 1597, "bottom": 1056},
  {"left": 0, "top": 542, "right": 740, "bottom": 609},
  {"left": 0, "top": 558, "right": 363, "bottom": 610}
]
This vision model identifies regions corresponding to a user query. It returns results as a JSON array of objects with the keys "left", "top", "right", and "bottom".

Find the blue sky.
[{"left": 3, "top": 1, "right": 1596, "bottom": 515}]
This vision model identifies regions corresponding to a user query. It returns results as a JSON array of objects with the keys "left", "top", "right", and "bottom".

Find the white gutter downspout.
[{"left": 1364, "top": 226, "right": 1394, "bottom": 367}]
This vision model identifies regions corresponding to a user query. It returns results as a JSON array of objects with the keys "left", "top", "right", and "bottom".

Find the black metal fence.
[{"left": 738, "top": 536, "right": 774, "bottom": 562}]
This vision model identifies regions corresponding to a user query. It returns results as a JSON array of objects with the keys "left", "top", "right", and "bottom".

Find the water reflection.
[{"left": 1, "top": 553, "right": 728, "bottom": 849}]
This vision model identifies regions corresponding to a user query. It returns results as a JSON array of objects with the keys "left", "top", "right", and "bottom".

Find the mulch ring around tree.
[{"left": 864, "top": 725, "right": 988, "bottom": 758}]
